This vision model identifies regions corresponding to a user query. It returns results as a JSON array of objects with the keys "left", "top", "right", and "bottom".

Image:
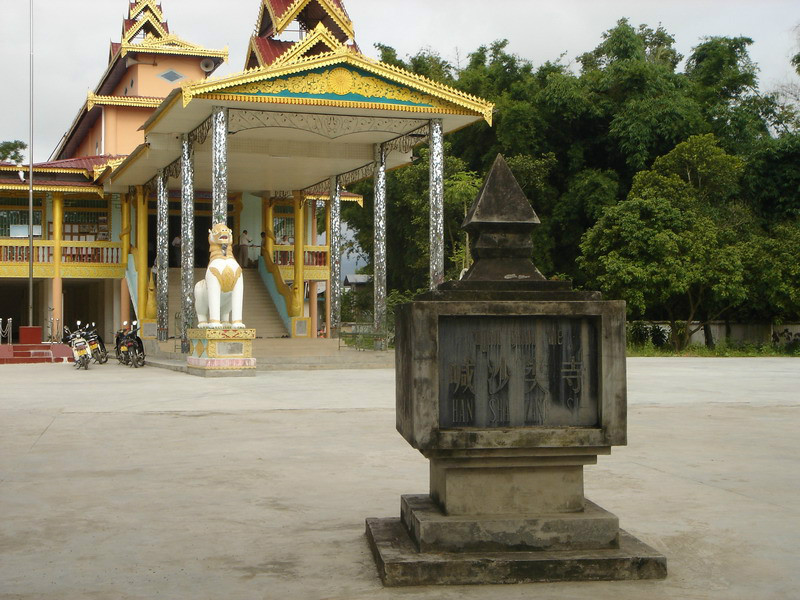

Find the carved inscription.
[
  {"left": 448, "top": 361, "right": 476, "bottom": 425},
  {"left": 438, "top": 317, "right": 599, "bottom": 428}
]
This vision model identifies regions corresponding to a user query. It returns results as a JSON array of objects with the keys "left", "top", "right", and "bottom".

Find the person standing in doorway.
[
  {"left": 239, "top": 229, "right": 252, "bottom": 267},
  {"left": 171, "top": 235, "right": 181, "bottom": 267}
]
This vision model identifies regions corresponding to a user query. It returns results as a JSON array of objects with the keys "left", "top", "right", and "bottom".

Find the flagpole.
[{"left": 27, "top": 0, "right": 34, "bottom": 326}]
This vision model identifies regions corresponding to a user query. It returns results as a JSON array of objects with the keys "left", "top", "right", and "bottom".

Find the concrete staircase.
[
  {"left": 165, "top": 268, "right": 288, "bottom": 339},
  {"left": 0, "top": 343, "right": 72, "bottom": 364}
]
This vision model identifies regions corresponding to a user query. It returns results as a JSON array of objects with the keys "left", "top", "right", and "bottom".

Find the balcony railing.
[
  {"left": 0, "top": 239, "right": 121, "bottom": 265},
  {"left": 273, "top": 244, "right": 328, "bottom": 267},
  {"left": 0, "top": 240, "right": 54, "bottom": 263},
  {"left": 62, "top": 241, "right": 121, "bottom": 264}
]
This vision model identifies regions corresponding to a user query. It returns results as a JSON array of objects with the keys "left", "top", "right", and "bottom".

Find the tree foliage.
[
  {"left": 579, "top": 137, "right": 750, "bottom": 349},
  {"left": 341, "top": 20, "right": 800, "bottom": 335},
  {"left": 0, "top": 140, "right": 26, "bottom": 164}
]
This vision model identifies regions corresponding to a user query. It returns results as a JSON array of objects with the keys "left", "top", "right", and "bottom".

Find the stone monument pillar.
[{"left": 366, "top": 155, "right": 666, "bottom": 586}]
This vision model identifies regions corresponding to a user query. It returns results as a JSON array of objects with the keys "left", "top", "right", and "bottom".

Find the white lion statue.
[{"left": 195, "top": 223, "right": 246, "bottom": 329}]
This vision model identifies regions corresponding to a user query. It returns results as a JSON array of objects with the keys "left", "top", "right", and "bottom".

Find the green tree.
[
  {"left": 685, "top": 36, "right": 757, "bottom": 103},
  {"left": 746, "top": 220, "right": 800, "bottom": 321},
  {"left": 0, "top": 140, "right": 26, "bottom": 164},
  {"left": 342, "top": 146, "right": 481, "bottom": 291},
  {"left": 652, "top": 133, "right": 743, "bottom": 202},
  {"left": 685, "top": 36, "right": 786, "bottom": 154},
  {"left": 349, "top": 22, "right": 797, "bottom": 305},
  {"left": 579, "top": 137, "right": 750, "bottom": 350},
  {"left": 742, "top": 132, "right": 800, "bottom": 218}
]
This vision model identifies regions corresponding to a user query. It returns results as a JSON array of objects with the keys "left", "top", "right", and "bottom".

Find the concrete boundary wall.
[{"left": 644, "top": 321, "right": 800, "bottom": 345}]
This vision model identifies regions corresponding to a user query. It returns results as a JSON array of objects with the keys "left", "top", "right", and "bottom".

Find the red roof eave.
[{"left": 253, "top": 37, "right": 294, "bottom": 66}]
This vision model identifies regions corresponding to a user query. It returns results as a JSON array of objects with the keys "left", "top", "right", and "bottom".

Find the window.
[{"left": 158, "top": 69, "right": 184, "bottom": 83}]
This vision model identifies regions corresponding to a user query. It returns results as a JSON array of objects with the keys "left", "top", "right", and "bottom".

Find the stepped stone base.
[
  {"left": 366, "top": 508, "right": 666, "bottom": 586},
  {"left": 401, "top": 495, "right": 620, "bottom": 553}
]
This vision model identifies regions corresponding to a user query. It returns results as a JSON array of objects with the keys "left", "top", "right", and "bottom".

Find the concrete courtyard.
[{"left": 1, "top": 357, "right": 798, "bottom": 599}]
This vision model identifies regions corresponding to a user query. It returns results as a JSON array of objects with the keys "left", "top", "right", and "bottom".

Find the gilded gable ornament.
[{"left": 226, "top": 67, "right": 448, "bottom": 108}]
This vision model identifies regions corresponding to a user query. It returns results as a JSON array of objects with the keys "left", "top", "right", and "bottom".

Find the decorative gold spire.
[
  {"left": 122, "top": 0, "right": 169, "bottom": 44},
  {"left": 247, "top": 0, "right": 356, "bottom": 69},
  {"left": 112, "top": 1, "right": 228, "bottom": 63}
]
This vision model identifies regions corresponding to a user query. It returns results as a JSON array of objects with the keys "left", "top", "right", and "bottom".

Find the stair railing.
[{"left": 0, "top": 318, "right": 12, "bottom": 344}]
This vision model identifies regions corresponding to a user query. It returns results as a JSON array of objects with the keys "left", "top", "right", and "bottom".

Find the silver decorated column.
[
  {"left": 211, "top": 106, "right": 228, "bottom": 225},
  {"left": 180, "top": 134, "right": 195, "bottom": 353},
  {"left": 429, "top": 118, "right": 445, "bottom": 289},
  {"left": 329, "top": 175, "right": 342, "bottom": 334},
  {"left": 373, "top": 144, "right": 387, "bottom": 332},
  {"left": 155, "top": 169, "right": 169, "bottom": 342}
]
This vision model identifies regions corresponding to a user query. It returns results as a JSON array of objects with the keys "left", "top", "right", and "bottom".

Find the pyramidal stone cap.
[
  {"left": 463, "top": 154, "right": 540, "bottom": 230},
  {"left": 460, "top": 154, "right": 545, "bottom": 282}
]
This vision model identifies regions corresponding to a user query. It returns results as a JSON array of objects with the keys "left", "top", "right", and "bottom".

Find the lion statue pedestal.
[
  {"left": 187, "top": 223, "right": 256, "bottom": 377},
  {"left": 186, "top": 328, "right": 256, "bottom": 377}
]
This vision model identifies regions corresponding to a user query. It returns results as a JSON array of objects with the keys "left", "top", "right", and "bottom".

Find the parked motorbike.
[
  {"left": 114, "top": 322, "right": 130, "bottom": 365},
  {"left": 85, "top": 322, "right": 108, "bottom": 364},
  {"left": 115, "top": 321, "right": 145, "bottom": 368},
  {"left": 64, "top": 321, "right": 91, "bottom": 370}
]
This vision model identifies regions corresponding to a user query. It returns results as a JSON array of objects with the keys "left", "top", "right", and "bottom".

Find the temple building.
[{"left": 0, "top": 0, "right": 493, "bottom": 349}]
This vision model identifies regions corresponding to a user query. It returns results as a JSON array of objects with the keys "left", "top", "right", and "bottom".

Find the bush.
[
  {"left": 651, "top": 325, "right": 669, "bottom": 347},
  {"left": 628, "top": 321, "right": 651, "bottom": 345}
]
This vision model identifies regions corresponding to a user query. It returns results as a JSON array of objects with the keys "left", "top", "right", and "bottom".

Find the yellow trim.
[
  {"left": 122, "top": 15, "right": 170, "bottom": 44},
  {"left": 0, "top": 265, "right": 55, "bottom": 278},
  {"left": 205, "top": 339, "right": 253, "bottom": 359},
  {"left": 61, "top": 264, "right": 125, "bottom": 279},
  {"left": 0, "top": 183, "right": 103, "bottom": 196},
  {"left": 209, "top": 265, "right": 243, "bottom": 293},
  {"left": 186, "top": 362, "right": 256, "bottom": 370},
  {"left": 120, "top": 192, "right": 130, "bottom": 265},
  {"left": 271, "top": 0, "right": 354, "bottom": 41},
  {"left": 198, "top": 92, "right": 475, "bottom": 118},
  {"left": 188, "top": 328, "right": 256, "bottom": 339},
  {"left": 119, "top": 34, "right": 228, "bottom": 60},
  {"left": 181, "top": 52, "right": 493, "bottom": 123},
  {"left": 62, "top": 205, "right": 109, "bottom": 213},
  {"left": 291, "top": 316, "right": 313, "bottom": 338},
  {"left": 0, "top": 165, "right": 90, "bottom": 176},
  {"left": 314, "top": 0, "right": 354, "bottom": 40},
  {"left": 263, "top": 250, "right": 298, "bottom": 317},
  {"left": 0, "top": 239, "right": 124, "bottom": 279},
  {"left": 128, "top": 0, "right": 164, "bottom": 22},
  {"left": 53, "top": 193, "right": 63, "bottom": 278},
  {"left": 292, "top": 191, "right": 305, "bottom": 314},
  {"left": 224, "top": 66, "right": 450, "bottom": 106},
  {"left": 0, "top": 239, "right": 54, "bottom": 248},
  {"left": 276, "top": 264, "right": 330, "bottom": 281},
  {"left": 93, "top": 158, "right": 125, "bottom": 181},
  {"left": 271, "top": 22, "right": 343, "bottom": 67},
  {"left": 135, "top": 185, "right": 148, "bottom": 320},
  {"left": 61, "top": 240, "right": 122, "bottom": 249},
  {"left": 305, "top": 192, "right": 363, "bottom": 206},
  {"left": 87, "top": 93, "right": 163, "bottom": 111}
]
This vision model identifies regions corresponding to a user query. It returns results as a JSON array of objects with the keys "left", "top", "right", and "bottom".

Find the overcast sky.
[{"left": 0, "top": 0, "right": 798, "bottom": 163}]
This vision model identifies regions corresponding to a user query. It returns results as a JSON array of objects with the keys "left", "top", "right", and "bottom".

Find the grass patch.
[{"left": 627, "top": 341, "right": 800, "bottom": 357}]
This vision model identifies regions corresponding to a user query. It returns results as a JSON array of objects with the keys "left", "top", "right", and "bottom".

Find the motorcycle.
[
  {"left": 85, "top": 322, "right": 108, "bottom": 364},
  {"left": 114, "top": 322, "right": 130, "bottom": 365},
  {"left": 64, "top": 321, "right": 91, "bottom": 370},
  {"left": 115, "top": 321, "right": 145, "bottom": 368}
]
